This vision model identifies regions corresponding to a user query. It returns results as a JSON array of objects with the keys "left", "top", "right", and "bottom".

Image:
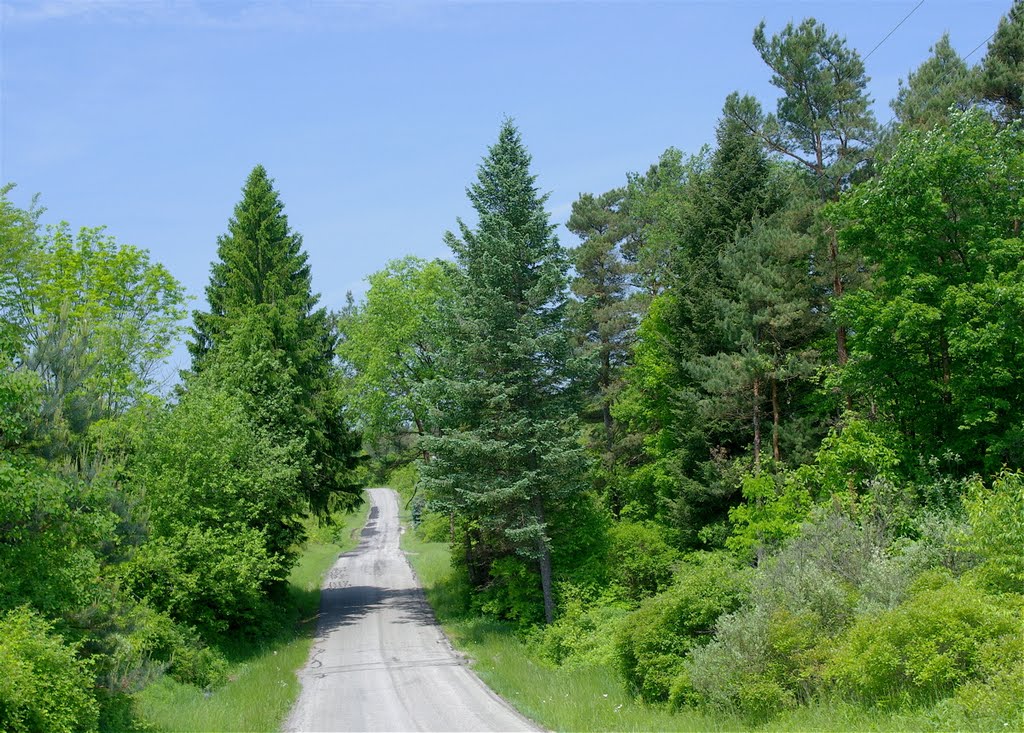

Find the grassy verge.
[
  {"left": 398, "top": 509, "right": 737, "bottom": 732},
  {"left": 398, "top": 509, "right": 946, "bottom": 733},
  {"left": 134, "top": 498, "right": 369, "bottom": 732}
]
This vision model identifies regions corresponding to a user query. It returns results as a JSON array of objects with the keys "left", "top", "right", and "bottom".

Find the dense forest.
[{"left": 1, "top": 2, "right": 1022, "bottom": 731}]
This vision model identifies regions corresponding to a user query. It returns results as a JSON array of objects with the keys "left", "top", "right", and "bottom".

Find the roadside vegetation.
[
  {"left": 3, "top": 2, "right": 1023, "bottom": 732},
  {"left": 0, "top": 168, "right": 363, "bottom": 731},
  {"left": 355, "top": 4, "right": 1024, "bottom": 731},
  {"left": 136, "top": 502, "right": 367, "bottom": 732}
]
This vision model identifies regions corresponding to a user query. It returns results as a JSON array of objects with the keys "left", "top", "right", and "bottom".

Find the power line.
[
  {"left": 864, "top": 0, "right": 927, "bottom": 61},
  {"left": 962, "top": 30, "right": 997, "bottom": 62}
]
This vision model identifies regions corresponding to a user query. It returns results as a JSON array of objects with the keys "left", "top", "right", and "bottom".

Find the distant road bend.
[{"left": 286, "top": 488, "right": 538, "bottom": 733}]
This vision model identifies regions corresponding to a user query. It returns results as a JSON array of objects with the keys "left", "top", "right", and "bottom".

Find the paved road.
[{"left": 285, "top": 488, "right": 538, "bottom": 732}]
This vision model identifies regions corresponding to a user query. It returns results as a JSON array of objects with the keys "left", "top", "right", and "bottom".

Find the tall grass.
[{"left": 135, "top": 499, "right": 369, "bottom": 732}]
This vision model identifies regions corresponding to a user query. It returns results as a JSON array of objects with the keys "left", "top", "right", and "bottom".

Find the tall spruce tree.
[
  {"left": 189, "top": 165, "right": 360, "bottom": 513},
  {"left": 420, "top": 121, "right": 585, "bottom": 623}
]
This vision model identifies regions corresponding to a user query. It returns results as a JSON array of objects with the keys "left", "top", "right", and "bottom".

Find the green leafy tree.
[
  {"left": 421, "top": 121, "right": 587, "bottom": 623},
  {"left": 189, "top": 165, "right": 360, "bottom": 513},
  {"left": 337, "top": 256, "right": 453, "bottom": 455},
  {"left": 0, "top": 190, "right": 186, "bottom": 454},
  {"left": 834, "top": 109, "right": 1024, "bottom": 469},
  {"left": 978, "top": 0, "right": 1024, "bottom": 122}
]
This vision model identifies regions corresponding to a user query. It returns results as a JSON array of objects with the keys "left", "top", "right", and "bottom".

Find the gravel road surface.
[{"left": 285, "top": 487, "right": 538, "bottom": 732}]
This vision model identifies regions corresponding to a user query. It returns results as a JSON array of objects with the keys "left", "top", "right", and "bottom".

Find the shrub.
[
  {"left": 606, "top": 521, "right": 679, "bottom": 600},
  {"left": 535, "top": 585, "right": 629, "bottom": 668},
  {"left": 826, "top": 577, "right": 1020, "bottom": 708},
  {"left": 123, "top": 524, "right": 281, "bottom": 635},
  {"left": 681, "top": 605, "right": 822, "bottom": 721},
  {"left": 476, "top": 556, "right": 545, "bottom": 627},
  {"left": 961, "top": 471, "right": 1024, "bottom": 593},
  {"left": 615, "top": 552, "right": 747, "bottom": 702},
  {"left": 0, "top": 455, "right": 111, "bottom": 618},
  {"left": 135, "top": 381, "right": 305, "bottom": 564},
  {"left": 0, "top": 607, "right": 99, "bottom": 733}
]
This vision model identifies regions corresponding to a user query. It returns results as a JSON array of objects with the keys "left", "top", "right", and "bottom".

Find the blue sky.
[{"left": 0, "top": 0, "right": 1011, "bottom": 378}]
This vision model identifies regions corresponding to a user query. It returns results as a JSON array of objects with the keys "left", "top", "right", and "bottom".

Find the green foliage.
[
  {"left": 0, "top": 194, "right": 186, "bottom": 456},
  {"left": 338, "top": 256, "right": 452, "bottom": 449},
  {"left": 189, "top": 164, "right": 360, "bottom": 515},
  {"left": 606, "top": 521, "right": 680, "bottom": 600},
  {"left": 123, "top": 525, "right": 279, "bottom": 636},
  {"left": 978, "top": 0, "right": 1024, "bottom": 122},
  {"left": 0, "top": 606, "right": 99, "bottom": 733},
  {"left": 477, "top": 556, "right": 546, "bottom": 627},
  {"left": 835, "top": 109, "right": 1024, "bottom": 470},
  {"left": 891, "top": 34, "right": 976, "bottom": 130},
  {"left": 960, "top": 471, "right": 1024, "bottom": 593},
  {"left": 681, "top": 605, "right": 815, "bottom": 720},
  {"left": 534, "top": 585, "right": 629, "bottom": 668},
  {"left": 726, "top": 470, "right": 814, "bottom": 561},
  {"left": 826, "top": 577, "right": 1020, "bottom": 708},
  {"left": 615, "top": 553, "right": 748, "bottom": 702},
  {"left": 123, "top": 380, "right": 305, "bottom": 633},
  {"left": 738, "top": 17, "right": 876, "bottom": 193},
  {"left": 421, "top": 120, "right": 587, "bottom": 623},
  {"left": 135, "top": 378, "right": 304, "bottom": 562},
  {"left": 0, "top": 453, "right": 110, "bottom": 617}
]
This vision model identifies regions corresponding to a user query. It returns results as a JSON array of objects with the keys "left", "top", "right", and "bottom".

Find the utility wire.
[{"left": 864, "top": 0, "right": 927, "bottom": 60}]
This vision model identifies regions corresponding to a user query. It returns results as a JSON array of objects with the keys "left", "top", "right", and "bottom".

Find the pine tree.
[
  {"left": 978, "top": 0, "right": 1024, "bottom": 122},
  {"left": 421, "top": 121, "right": 585, "bottom": 624},
  {"left": 730, "top": 18, "right": 877, "bottom": 367},
  {"left": 891, "top": 34, "right": 975, "bottom": 130},
  {"left": 189, "top": 165, "right": 360, "bottom": 513},
  {"left": 567, "top": 188, "right": 637, "bottom": 515}
]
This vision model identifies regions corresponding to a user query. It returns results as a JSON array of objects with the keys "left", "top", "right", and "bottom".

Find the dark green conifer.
[
  {"left": 421, "top": 121, "right": 585, "bottom": 624},
  {"left": 190, "top": 165, "right": 360, "bottom": 514}
]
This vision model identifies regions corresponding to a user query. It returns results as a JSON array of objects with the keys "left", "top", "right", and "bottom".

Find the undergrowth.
[{"left": 134, "top": 499, "right": 369, "bottom": 732}]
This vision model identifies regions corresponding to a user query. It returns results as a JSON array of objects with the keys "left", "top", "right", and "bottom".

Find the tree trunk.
[
  {"left": 753, "top": 376, "right": 762, "bottom": 474},
  {"left": 771, "top": 376, "right": 781, "bottom": 463},
  {"left": 829, "top": 228, "right": 848, "bottom": 367},
  {"left": 532, "top": 495, "right": 555, "bottom": 624}
]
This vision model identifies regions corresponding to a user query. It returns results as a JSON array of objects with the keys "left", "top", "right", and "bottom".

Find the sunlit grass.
[{"left": 135, "top": 498, "right": 369, "bottom": 732}]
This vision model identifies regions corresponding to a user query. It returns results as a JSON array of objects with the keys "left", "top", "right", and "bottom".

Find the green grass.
[
  {"left": 398, "top": 512, "right": 957, "bottom": 733},
  {"left": 134, "top": 499, "right": 369, "bottom": 733}
]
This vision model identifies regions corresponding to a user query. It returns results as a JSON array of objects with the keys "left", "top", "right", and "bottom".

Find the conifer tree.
[
  {"left": 892, "top": 34, "right": 975, "bottom": 130},
  {"left": 567, "top": 188, "right": 637, "bottom": 515},
  {"left": 189, "top": 165, "right": 360, "bottom": 513},
  {"left": 978, "top": 0, "right": 1024, "bottom": 122},
  {"left": 729, "top": 18, "right": 877, "bottom": 367},
  {"left": 421, "top": 121, "right": 585, "bottom": 623}
]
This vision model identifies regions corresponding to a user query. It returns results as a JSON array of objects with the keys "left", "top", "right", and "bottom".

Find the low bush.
[
  {"left": 615, "top": 552, "right": 747, "bottom": 702},
  {"left": 605, "top": 521, "right": 679, "bottom": 600},
  {"left": 0, "top": 606, "right": 99, "bottom": 733},
  {"left": 826, "top": 575, "right": 1020, "bottom": 708},
  {"left": 681, "top": 604, "right": 826, "bottom": 720},
  {"left": 122, "top": 524, "right": 281, "bottom": 635},
  {"left": 534, "top": 585, "right": 629, "bottom": 668},
  {"left": 961, "top": 471, "right": 1024, "bottom": 593}
]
